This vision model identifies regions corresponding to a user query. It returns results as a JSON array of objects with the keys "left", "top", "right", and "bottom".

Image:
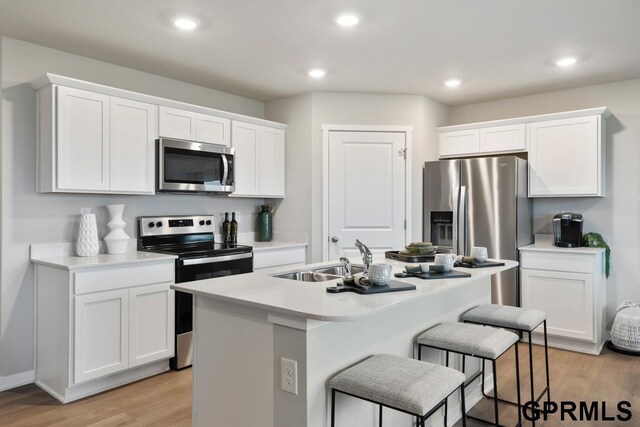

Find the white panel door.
[
  {"left": 258, "top": 127, "right": 285, "bottom": 197},
  {"left": 328, "top": 131, "right": 407, "bottom": 260},
  {"left": 74, "top": 289, "right": 129, "bottom": 384},
  {"left": 56, "top": 86, "right": 110, "bottom": 191},
  {"left": 528, "top": 116, "right": 600, "bottom": 197},
  {"left": 158, "top": 106, "right": 197, "bottom": 140},
  {"left": 110, "top": 97, "right": 157, "bottom": 193},
  {"left": 438, "top": 129, "right": 480, "bottom": 158},
  {"left": 196, "top": 114, "right": 231, "bottom": 146},
  {"left": 129, "top": 284, "right": 175, "bottom": 367},
  {"left": 231, "top": 121, "right": 260, "bottom": 196},
  {"left": 522, "top": 269, "right": 594, "bottom": 341},
  {"left": 480, "top": 124, "right": 526, "bottom": 153}
]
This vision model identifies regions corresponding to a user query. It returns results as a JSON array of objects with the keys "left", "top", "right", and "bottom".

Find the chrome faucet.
[
  {"left": 355, "top": 239, "right": 373, "bottom": 276},
  {"left": 339, "top": 257, "right": 352, "bottom": 280}
]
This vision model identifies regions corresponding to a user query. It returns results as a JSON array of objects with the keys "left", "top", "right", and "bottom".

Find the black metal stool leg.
[
  {"left": 529, "top": 332, "right": 536, "bottom": 427},
  {"left": 492, "top": 360, "right": 499, "bottom": 426},
  {"left": 444, "top": 351, "right": 449, "bottom": 426},
  {"left": 379, "top": 405, "right": 383, "bottom": 427},
  {"left": 460, "top": 383, "right": 467, "bottom": 427},
  {"left": 331, "top": 389, "right": 336, "bottom": 427},
  {"left": 515, "top": 341, "right": 522, "bottom": 427},
  {"left": 544, "top": 320, "right": 551, "bottom": 402}
]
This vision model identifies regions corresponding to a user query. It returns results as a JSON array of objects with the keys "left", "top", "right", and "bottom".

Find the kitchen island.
[{"left": 172, "top": 257, "right": 518, "bottom": 427}]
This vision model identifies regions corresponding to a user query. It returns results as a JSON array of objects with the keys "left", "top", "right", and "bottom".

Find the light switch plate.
[{"left": 281, "top": 357, "right": 298, "bottom": 395}]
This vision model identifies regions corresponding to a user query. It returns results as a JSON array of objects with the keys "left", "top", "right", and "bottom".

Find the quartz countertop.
[
  {"left": 246, "top": 240, "right": 307, "bottom": 251},
  {"left": 519, "top": 242, "right": 605, "bottom": 254},
  {"left": 172, "top": 256, "right": 517, "bottom": 322},
  {"left": 31, "top": 251, "right": 177, "bottom": 271}
]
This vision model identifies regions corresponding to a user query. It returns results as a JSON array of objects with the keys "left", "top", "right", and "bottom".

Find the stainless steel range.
[{"left": 138, "top": 215, "right": 253, "bottom": 370}]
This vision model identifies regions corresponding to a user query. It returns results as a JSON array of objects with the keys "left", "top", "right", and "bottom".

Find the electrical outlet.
[{"left": 281, "top": 358, "right": 298, "bottom": 395}]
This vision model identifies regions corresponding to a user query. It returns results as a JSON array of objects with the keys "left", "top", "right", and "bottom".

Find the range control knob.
[
  {"left": 206, "top": 220, "right": 212, "bottom": 225},
  {"left": 199, "top": 220, "right": 205, "bottom": 226},
  {"left": 156, "top": 221, "right": 163, "bottom": 227},
  {"left": 148, "top": 222, "right": 155, "bottom": 228}
]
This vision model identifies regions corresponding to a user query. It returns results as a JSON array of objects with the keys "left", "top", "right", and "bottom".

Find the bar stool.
[
  {"left": 417, "top": 322, "right": 522, "bottom": 427},
  {"left": 463, "top": 304, "right": 550, "bottom": 417},
  {"left": 329, "top": 354, "right": 466, "bottom": 427}
]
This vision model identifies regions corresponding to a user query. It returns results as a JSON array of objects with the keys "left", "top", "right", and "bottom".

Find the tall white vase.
[
  {"left": 104, "top": 204, "right": 130, "bottom": 255},
  {"left": 76, "top": 211, "right": 99, "bottom": 257}
]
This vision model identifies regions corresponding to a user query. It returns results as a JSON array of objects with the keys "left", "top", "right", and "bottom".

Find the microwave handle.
[{"left": 221, "top": 154, "right": 229, "bottom": 186}]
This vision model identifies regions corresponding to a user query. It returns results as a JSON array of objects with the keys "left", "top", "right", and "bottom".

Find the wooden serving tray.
[
  {"left": 326, "top": 279, "right": 416, "bottom": 295},
  {"left": 385, "top": 250, "right": 435, "bottom": 263},
  {"left": 454, "top": 260, "right": 506, "bottom": 269},
  {"left": 394, "top": 270, "right": 471, "bottom": 280}
]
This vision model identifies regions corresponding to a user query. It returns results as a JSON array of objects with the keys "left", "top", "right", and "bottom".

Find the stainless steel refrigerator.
[{"left": 423, "top": 156, "right": 532, "bottom": 306}]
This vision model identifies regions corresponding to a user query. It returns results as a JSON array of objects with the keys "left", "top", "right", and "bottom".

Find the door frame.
[{"left": 321, "top": 125, "right": 413, "bottom": 261}]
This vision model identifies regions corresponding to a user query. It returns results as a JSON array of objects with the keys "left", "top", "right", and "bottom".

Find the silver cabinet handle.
[{"left": 331, "top": 236, "right": 339, "bottom": 243}]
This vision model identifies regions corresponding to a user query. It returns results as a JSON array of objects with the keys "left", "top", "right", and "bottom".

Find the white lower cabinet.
[
  {"left": 34, "top": 258, "right": 175, "bottom": 403},
  {"left": 520, "top": 245, "right": 606, "bottom": 355},
  {"left": 253, "top": 246, "right": 306, "bottom": 270}
]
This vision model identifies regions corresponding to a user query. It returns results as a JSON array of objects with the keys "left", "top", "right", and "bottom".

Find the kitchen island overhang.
[{"left": 173, "top": 258, "right": 518, "bottom": 427}]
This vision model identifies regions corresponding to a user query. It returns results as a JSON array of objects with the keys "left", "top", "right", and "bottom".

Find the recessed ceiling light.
[
  {"left": 335, "top": 14, "right": 360, "bottom": 27},
  {"left": 444, "top": 79, "right": 462, "bottom": 88},
  {"left": 555, "top": 57, "right": 577, "bottom": 67},
  {"left": 173, "top": 17, "right": 199, "bottom": 31},
  {"left": 308, "top": 68, "right": 326, "bottom": 78}
]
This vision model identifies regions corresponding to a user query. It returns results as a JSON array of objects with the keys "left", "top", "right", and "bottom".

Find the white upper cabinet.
[
  {"left": 479, "top": 124, "right": 526, "bottom": 153},
  {"left": 159, "top": 106, "right": 231, "bottom": 146},
  {"left": 528, "top": 115, "right": 604, "bottom": 197},
  {"left": 110, "top": 97, "right": 157, "bottom": 193},
  {"left": 438, "top": 129, "right": 479, "bottom": 158},
  {"left": 231, "top": 121, "right": 285, "bottom": 198},
  {"left": 56, "top": 86, "right": 110, "bottom": 191},
  {"left": 196, "top": 114, "right": 231, "bottom": 146},
  {"left": 158, "top": 106, "right": 197, "bottom": 140}
]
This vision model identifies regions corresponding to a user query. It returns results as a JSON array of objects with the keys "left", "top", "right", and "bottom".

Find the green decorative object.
[
  {"left": 257, "top": 205, "right": 273, "bottom": 242},
  {"left": 582, "top": 232, "right": 611, "bottom": 278}
]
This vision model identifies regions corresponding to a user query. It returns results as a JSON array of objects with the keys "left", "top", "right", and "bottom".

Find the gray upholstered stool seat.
[
  {"left": 417, "top": 322, "right": 519, "bottom": 359},
  {"left": 463, "top": 304, "right": 546, "bottom": 331},
  {"left": 329, "top": 354, "right": 465, "bottom": 416}
]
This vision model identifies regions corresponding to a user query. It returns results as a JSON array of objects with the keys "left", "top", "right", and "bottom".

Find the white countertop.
[
  {"left": 519, "top": 242, "right": 605, "bottom": 254},
  {"left": 246, "top": 240, "right": 307, "bottom": 252},
  {"left": 172, "top": 256, "right": 518, "bottom": 322},
  {"left": 31, "top": 251, "right": 177, "bottom": 271}
]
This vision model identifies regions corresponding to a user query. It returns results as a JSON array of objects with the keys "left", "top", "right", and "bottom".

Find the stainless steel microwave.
[{"left": 157, "top": 138, "right": 235, "bottom": 194}]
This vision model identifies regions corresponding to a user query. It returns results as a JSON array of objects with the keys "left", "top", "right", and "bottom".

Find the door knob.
[{"left": 331, "top": 236, "right": 339, "bottom": 243}]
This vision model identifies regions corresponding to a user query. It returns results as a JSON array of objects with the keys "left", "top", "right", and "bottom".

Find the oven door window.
[{"left": 164, "top": 147, "right": 223, "bottom": 185}]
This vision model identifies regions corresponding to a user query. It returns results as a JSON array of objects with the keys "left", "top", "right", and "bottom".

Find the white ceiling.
[{"left": 1, "top": 0, "right": 639, "bottom": 105}]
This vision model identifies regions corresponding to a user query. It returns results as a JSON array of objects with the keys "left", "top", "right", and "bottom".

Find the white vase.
[
  {"left": 104, "top": 204, "right": 130, "bottom": 255},
  {"left": 76, "top": 213, "right": 99, "bottom": 257}
]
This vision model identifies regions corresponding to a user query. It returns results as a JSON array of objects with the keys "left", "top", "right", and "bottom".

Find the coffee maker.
[{"left": 552, "top": 213, "right": 583, "bottom": 247}]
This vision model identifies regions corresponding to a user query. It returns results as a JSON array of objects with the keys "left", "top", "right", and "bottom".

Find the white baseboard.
[{"left": 0, "top": 370, "right": 35, "bottom": 392}]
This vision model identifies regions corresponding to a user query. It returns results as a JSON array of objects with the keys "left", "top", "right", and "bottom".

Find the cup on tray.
[
  {"left": 433, "top": 254, "right": 456, "bottom": 272},
  {"left": 470, "top": 247, "right": 488, "bottom": 263},
  {"left": 368, "top": 263, "right": 393, "bottom": 285}
]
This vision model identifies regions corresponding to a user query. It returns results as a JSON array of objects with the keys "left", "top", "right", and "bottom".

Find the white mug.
[
  {"left": 470, "top": 247, "right": 488, "bottom": 262},
  {"left": 368, "top": 263, "right": 393, "bottom": 285},
  {"left": 434, "top": 254, "right": 456, "bottom": 272}
]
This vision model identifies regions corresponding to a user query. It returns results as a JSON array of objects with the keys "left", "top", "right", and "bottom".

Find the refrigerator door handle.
[
  {"left": 452, "top": 186, "right": 459, "bottom": 254},
  {"left": 459, "top": 185, "right": 467, "bottom": 256}
]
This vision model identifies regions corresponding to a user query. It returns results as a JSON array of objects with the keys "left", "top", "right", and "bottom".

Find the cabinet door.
[
  {"left": 74, "top": 289, "right": 129, "bottom": 384},
  {"left": 521, "top": 269, "right": 594, "bottom": 342},
  {"left": 528, "top": 116, "right": 601, "bottom": 197},
  {"left": 196, "top": 114, "right": 231, "bottom": 146},
  {"left": 258, "top": 127, "right": 285, "bottom": 197},
  {"left": 158, "top": 106, "right": 197, "bottom": 140},
  {"left": 110, "top": 97, "right": 157, "bottom": 193},
  {"left": 438, "top": 129, "right": 480, "bottom": 158},
  {"left": 57, "top": 86, "right": 110, "bottom": 191},
  {"left": 479, "top": 124, "right": 526, "bottom": 153},
  {"left": 129, "top": 283, "right": 175, "bottom": 367},
  {"left": 231, "top": 121, "right": 260, "bottom": 196}
]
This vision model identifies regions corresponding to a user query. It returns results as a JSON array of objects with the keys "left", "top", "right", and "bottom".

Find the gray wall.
[
  {"left": 0, "top": 37, "right": 267, "bottom": 378},
  {"left": 449, "top": 78, "right": 640, "bottom": 325}
]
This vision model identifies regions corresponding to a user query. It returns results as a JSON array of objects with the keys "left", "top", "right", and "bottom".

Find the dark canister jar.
[{"left": 256, "top": 205, "right": 273, "bottom": 242}]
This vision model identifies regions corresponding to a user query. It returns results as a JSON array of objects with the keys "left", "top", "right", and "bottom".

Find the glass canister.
[{"left": 257, "top": 205, "right": 273, "bottom": 242}]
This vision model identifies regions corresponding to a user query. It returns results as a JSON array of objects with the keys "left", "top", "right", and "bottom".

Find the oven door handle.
[
  {"left": 221, "top": 154, "right": 229, "bottom": 186},
  {"left": 181, "top": 252, "right": 252, "bottom": 266}
]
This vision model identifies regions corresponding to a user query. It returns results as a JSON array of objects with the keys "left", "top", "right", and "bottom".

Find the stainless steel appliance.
[
  {"left": 157, "top": 138, "right": 235, "bottom": 193},
  {"left": 423, "top": 156, "right": 533, "bottom": 306},
  {"left": 138, "top": 215, "right": 253, "bottom": 370},
  {"left": 552, "top": 212, "right": 583, "bottom": 247}
]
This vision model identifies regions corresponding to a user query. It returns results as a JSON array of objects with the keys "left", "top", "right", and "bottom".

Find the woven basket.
[{"left": 611, "top": 301, "right": 640, "bottom": 352}]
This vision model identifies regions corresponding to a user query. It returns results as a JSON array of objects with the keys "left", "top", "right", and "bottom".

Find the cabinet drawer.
[
  {"left": 253, "top": 247, "right": 306, "bottom": 270},
  {"left": 74, "top": 262, "right": 175, "bottom": 295},
  {"left": 520, "top": 251, "right": 594, "bottom": 274}
]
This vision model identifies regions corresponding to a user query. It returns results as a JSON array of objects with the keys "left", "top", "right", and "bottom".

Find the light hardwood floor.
[{"left": 0, "top": 345, "right": 637, "bottom": 426}]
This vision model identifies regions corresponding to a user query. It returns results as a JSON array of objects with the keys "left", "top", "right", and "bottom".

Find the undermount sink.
[{"left": 273, "top": 263, "right": 365, "bottom": 282}]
